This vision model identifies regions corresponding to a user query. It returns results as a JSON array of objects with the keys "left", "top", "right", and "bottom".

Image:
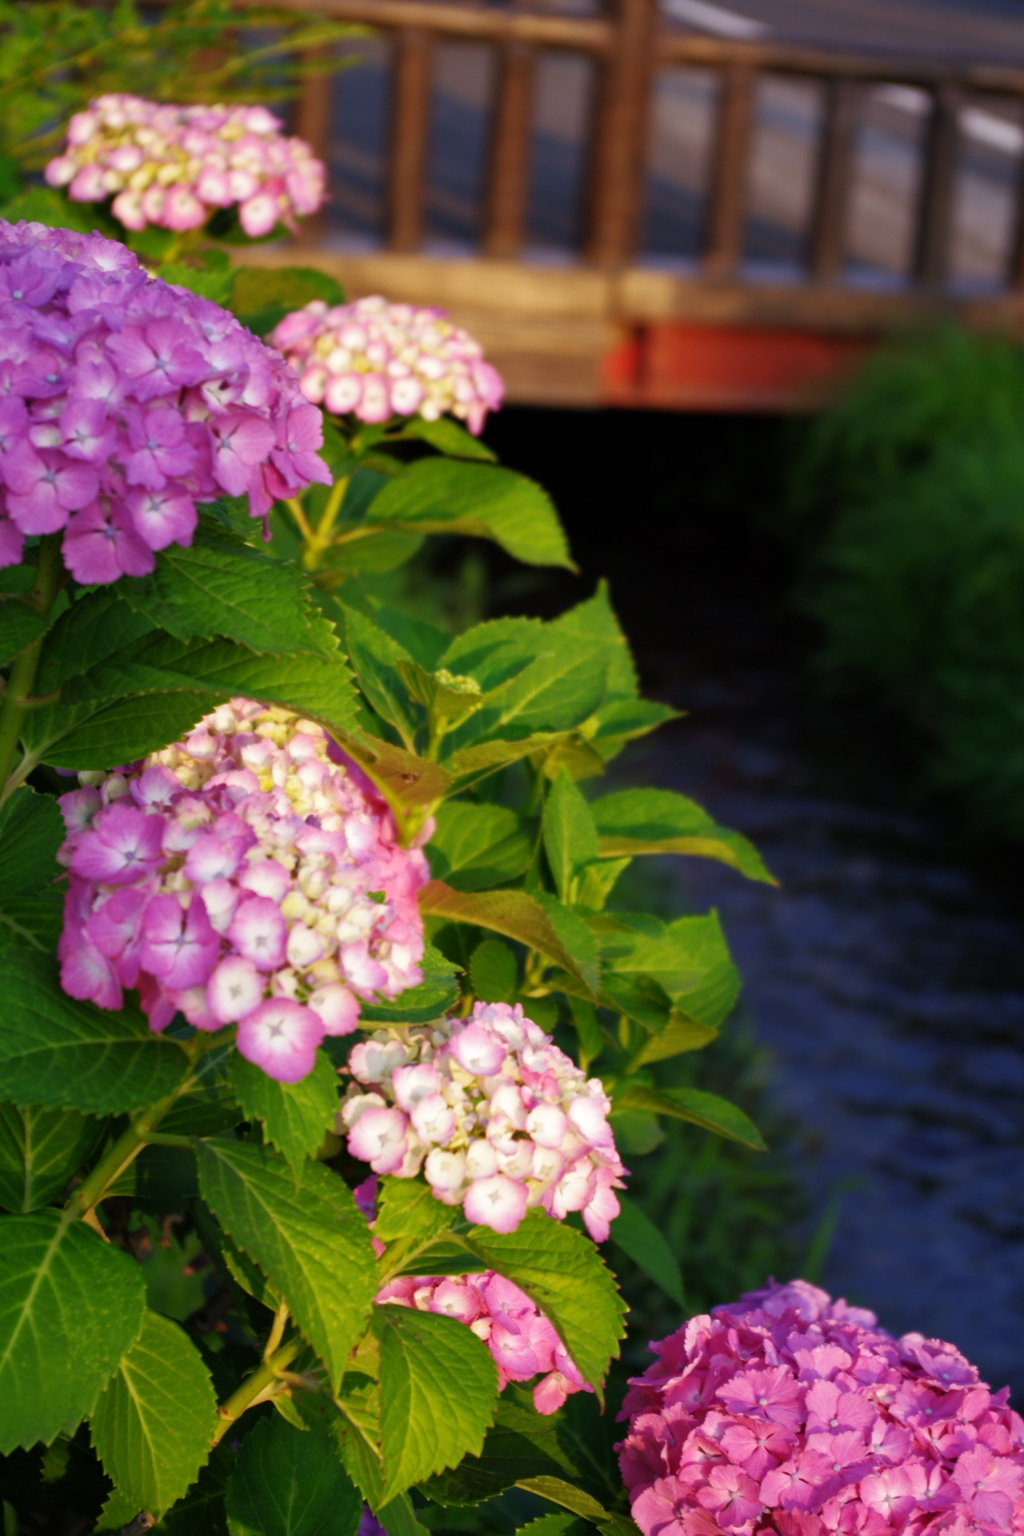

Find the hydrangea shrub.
[{"left": 0, "top": 203, "right": 781, "bottom": 1536}]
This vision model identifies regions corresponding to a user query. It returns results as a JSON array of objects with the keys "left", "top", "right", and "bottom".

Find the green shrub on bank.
[{"left": 788, "top": 326, "right": 1024, "bottom": 837}]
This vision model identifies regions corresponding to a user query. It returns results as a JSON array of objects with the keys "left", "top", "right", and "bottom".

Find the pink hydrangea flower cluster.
[
  {"left": 617, "top": 1279, "right": 1024, "bottom": 1536},
  {"left": 45, "top": 95, "right": 325, "bottom": 237},
  {"left": 353, "top": 1173, "right": 591, "bottom": 1415},
  {"left": 378, "top": 1271, "right": 590, "bottom": 1414},
  {"left": 340, "top": 1000, "right": 627, "bottom": 1238},
  {"left": 56, "top": 698, "right": 428, "bottom": 1082},
  {"left": 269, "top": 295, "right": 505, "bottom": 433},
  {"left": 0, "top": 219, "right": 330, "bottom": 581}
]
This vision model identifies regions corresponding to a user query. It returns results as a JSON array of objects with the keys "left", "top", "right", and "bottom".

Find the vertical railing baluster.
[
  {"left": 387, "top": 27, "right": 433, "bottom": 252},
  {"left": 583, "top": 0, "right": 656, "bottom": 266},
  {"left": 1006, "top": 102, "right": 1024, "bottom": 290},
  {"left": 482, "top": 41, "right": 535, "bottom": 259},
  {"left": 912, "top": 81, "right": 961, "bottom": 288},
  {"left": 704, "top": 63, "right": 755, "bottom": 276},
  {"left": 293, "top": 59, "right": 334, "bottom": 243},
  {"left": 809, "top": 77, "right": 860, "bottom": 280}
]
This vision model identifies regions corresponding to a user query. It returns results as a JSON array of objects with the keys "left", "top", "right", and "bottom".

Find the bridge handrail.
[{"left": 280, "top": 0, "right": 1024, "bottom": 294}]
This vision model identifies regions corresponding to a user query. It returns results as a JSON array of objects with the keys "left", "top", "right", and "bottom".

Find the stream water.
[{"left": 484, "top": 406, "right": 1024, "bottom": 1400}]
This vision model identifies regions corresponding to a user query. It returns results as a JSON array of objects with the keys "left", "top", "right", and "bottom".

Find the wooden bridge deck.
[{"left": 265, "top": 0, "right": 1024, "bottom": 409}]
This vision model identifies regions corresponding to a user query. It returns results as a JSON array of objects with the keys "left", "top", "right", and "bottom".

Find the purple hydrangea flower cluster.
[
  {"left": 269, "top": 295, "right": 505, "bottom": 433},
  {"left": 353, "top": 1174, "right": 591, "bottom": 1415},
  {"left": 57, "top": 698, "right": 429, "bottom": 1082},
  {"left": 45, "top": 95, "right": 325, "bottom": 237},
  {"left": 617, "top": 1280, "right": 1024, "bottom": 1536},
  {"left": 340, "top": 1000, "right": 627, "bottom": 1238},
  {"left": 0, "top": 220, "right": 330, "bottom": 581}
]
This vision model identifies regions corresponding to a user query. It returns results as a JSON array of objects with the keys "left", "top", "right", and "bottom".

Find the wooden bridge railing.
[
  {"left": 284, "top": 0, "right": 1024, "bottom": 288},
  {"left": 251, "top": 0, "right": 1024, "bottom": 407}
]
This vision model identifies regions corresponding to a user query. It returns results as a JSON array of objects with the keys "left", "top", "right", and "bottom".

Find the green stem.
[
  {"left": 263, "top": 1299, "right": 290, "bottom": 1362},
  {"left": 211, "top": 1336, "right": 303, "bottom": 1446},
  {"left": 301, "top": 475, "right": 349, "bottom": 570},
  {"left": 64, "top": 1033, "right": 210, "bottom": 1222},
  {"left": 0, "top": 534, "right": 64, "bottom": 799}
]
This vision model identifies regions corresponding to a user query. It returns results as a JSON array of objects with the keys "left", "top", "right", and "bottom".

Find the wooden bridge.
[{"left": 245, "top": 0, "right": 1024, "bottom": 409}]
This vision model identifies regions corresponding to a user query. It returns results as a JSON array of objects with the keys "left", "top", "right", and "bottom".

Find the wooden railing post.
[
  {"left": 704, "top": 64, "right": 755, "bottom": 276},
  {"left": 293, "top": 60, "right": 334, "bottom": 242},
  {"left": 482, "top": 41, "right": 535, "bottom": 259},
  {"left": 387, "top": 26, "right": 433, "bottom": 252},
  {"left": 583, "top": 0, "right": 656, "bottom": 266},
  {"left": 1006, "top": 117, "right": 1024, "bottom": 291},
  {"left": 809, "top": 77, "right": 860, "bottom": 280},
  {"left": 912, "top": 81, "right": 961, "bottom": 288}
]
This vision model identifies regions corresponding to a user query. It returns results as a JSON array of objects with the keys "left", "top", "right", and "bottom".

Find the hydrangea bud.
[
  {"left": 617, "top": 1279, "right": 1024, "bottom": 1536},
  {"left": 269, "top": 295, "right": 505, "bottom": 434},
  {"left": 341, "top": 1001, "right": 627, "bottom": 1238},
  {"left": 57, "top": 698, "right": 429, "bottom": 1082},
  {"left": 0, "top": 219, "right": 330, "bottom": 580},
  {"left": 46, "top": 95, "right": 325, "bottom": 236}
]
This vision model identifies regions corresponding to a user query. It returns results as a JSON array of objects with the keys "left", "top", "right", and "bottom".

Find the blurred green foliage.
[
  {"left": 0, "top": 0, "right": 354, "bottom": 177},
  {"left": 787, "top": 325, "right": 1024, "bottom": 837}
]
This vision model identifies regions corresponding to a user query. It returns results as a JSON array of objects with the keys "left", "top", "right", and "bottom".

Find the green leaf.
[
  {"left": 90, "top": 1310, "right": 217, "bottom": 1516},
  {"left": 0, "top": 787, "right": 65, "bottom": 952},
  {"left": 0, "top": 952, "right": 189, "bottom": 1115},
  {"left": 159, "top": 1441, "right": 234, "bottom": 1536},
  {"left": 375, "top": 1303, "right": 498, "bottom": 1496},
  {"left": 0, "top": 1103, "right": 104, "bottom": 1213},
  {"left": 0, "top": 185, "right": 113, "bottom": 234},
  {"left": 515, "top": 1517, "right": 592, "bottom": 1536},
  {"left": 392, "top": 417, "right": 496, "bottom": 461},
  {"left": 226, "top": 1413, "right": 362, "bottom": 1536},
  {"left": 419, "top": 883, "right": 599, "bottom": 999},
  {"left": 421, "top": 1399, "right": 576, "bottom": 1505},
  {"left": 0, "top": 596, "right": 49, "bottom": 668},
  {"left": 586, "top": 699, "right": 679, "bottom": 764},
  {"left": 22, "top": 689, "right": 212, "bottom": 774},
  {"left": 360, "top": 943, "right": 461, "bottom": 1024},
  {"left": 0, "top": 1209, "right": 145, "bottom": 1453},
  {"left": 515, "top": 1477, "right": 611, "bottom": 1523},
  {"left": 378, "top": 1493, "right": 430, "bottom": 1536},
  {"left": 633, "top": 1016, "right": 718, "bottom": 1066},
  {"left": 374, "top": 1175, "right": 454, "bottom": 1244},
  {"left": 598, "top": 913, "right": 740, "bottom": 1035},
  {"left": 590, "top": 789, "right": 773, "bottom": 883},
  {"left": 58, "top": 630, "right": 359, "bottom": 737},
  {"left": 364, "top": 459, "right": 573, "bottom": 570},
  {"left": 195, "top": 1137, "right": 377, "bottom": 1392},
  {"left": 35, "top": 589, "right": 156, "bottom": 694},
  {"left": 0, "top": 786, "right": 63, "bottom": 882},
  {"left": 543, "top": 769, "right": 598, "bottom": 903},
  {"left": 229, "top": 266, "right": 346, "bottom": 337},
  {"left": 120, "top": 520, "right": 336, "bottom": 656},
  {"left": 465, "top": 1208, "right": 626, "bottom": 1395},
  {"left": 470, "top": 939, "right": 518, "bottom": 1003},
  {"left": 427, "top": 801, "right": 533, "bottom": 892},
  {"left": 440, "top": 619, "right": 608, "bottom": 757},
  {"left": 160, "top": 263, "right": 236, "bottom": 305},
  {"left": 613, "top": 1086, "right": 765, "bottom": 1150},
  {"left": 608, "top": 1194, "right": 684, "bottom": 1305},
  {"left": 227, "top": 1049, "right": 339, "bottom": 1173},
  {"left": 340, "top": 606, "right": 421, "bottom": 748}
]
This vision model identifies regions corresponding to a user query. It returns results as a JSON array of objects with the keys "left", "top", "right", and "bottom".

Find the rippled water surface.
[{"left": 486, "top": 406, "right": 1024, "bottom": 1398}]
